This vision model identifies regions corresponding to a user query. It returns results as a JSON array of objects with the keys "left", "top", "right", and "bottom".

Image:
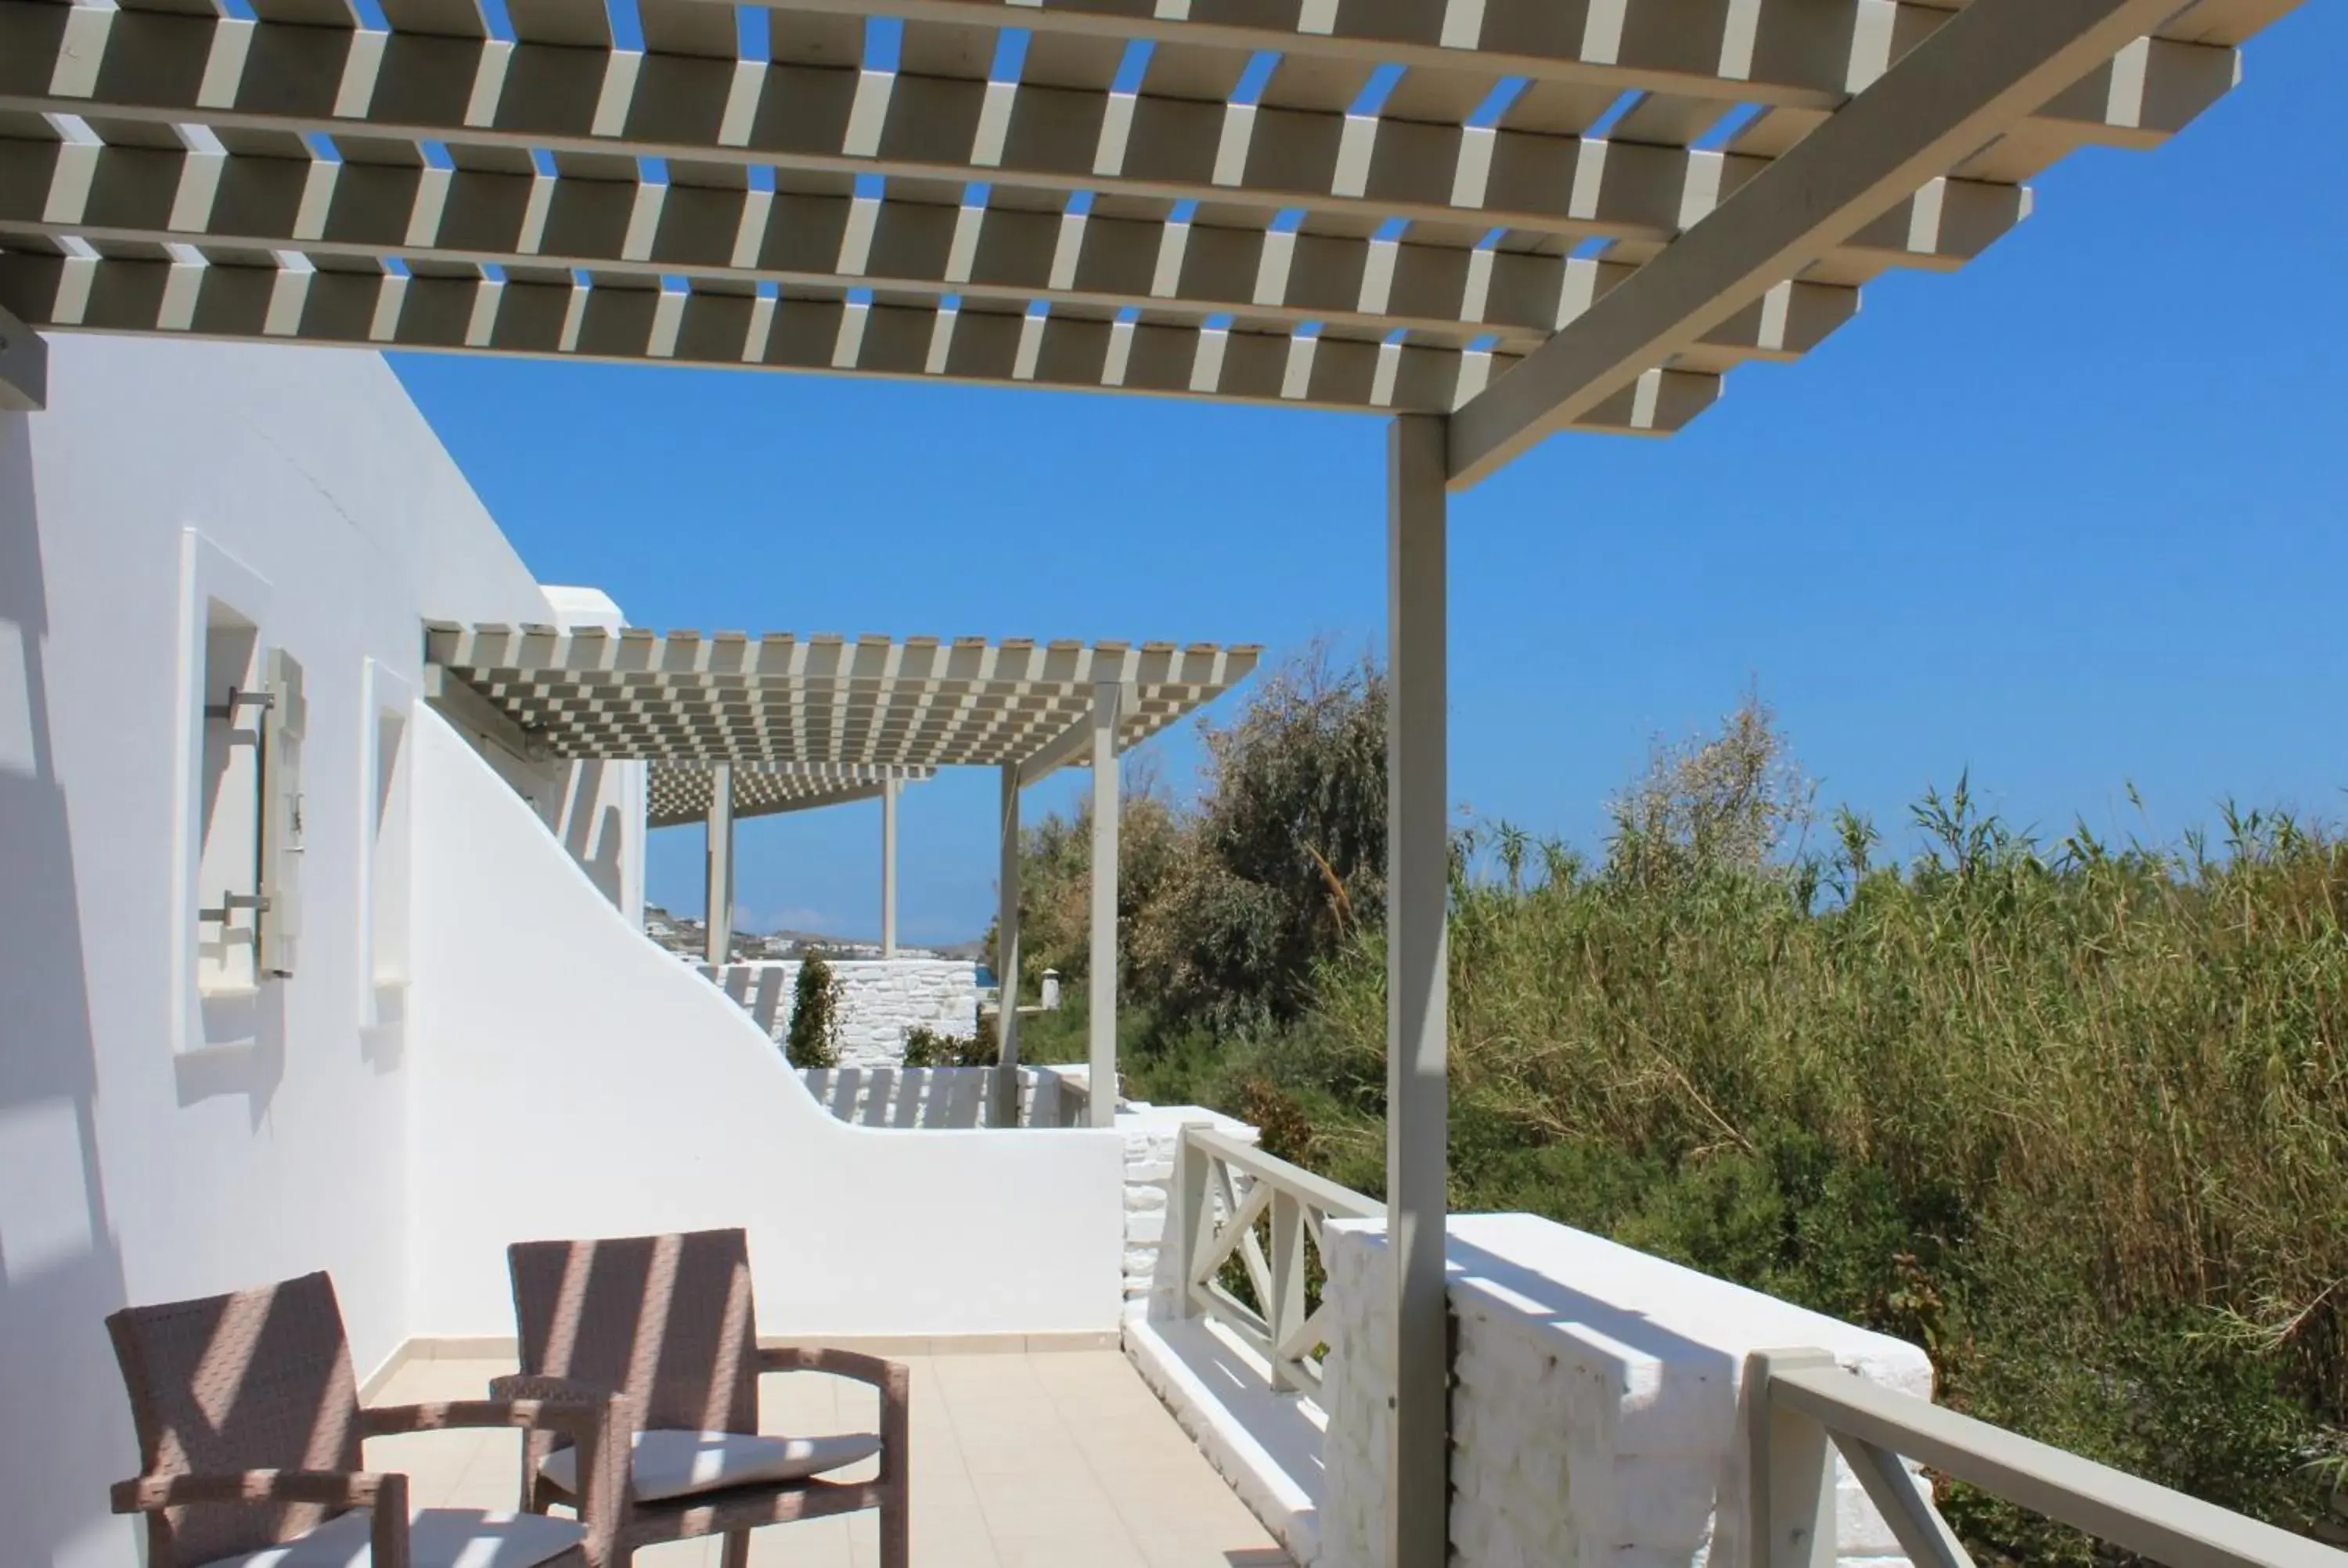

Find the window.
[
  {"left": 193, "top": 605, "right": 263, "bottom": 994},
  {"left": 172, "top": 530, "right": 298, "bottom": 1052}
]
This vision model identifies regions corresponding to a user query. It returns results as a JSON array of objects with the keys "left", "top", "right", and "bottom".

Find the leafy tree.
[
  {"left": 1605, "top": 685, "right": 1813, "bottom": 888},
  {"left": 986, "top": 754, "right": 1187, "bottom": 994},
  {"left": 1131, "top": 647, "right": 1389, "bottom": 1034}
]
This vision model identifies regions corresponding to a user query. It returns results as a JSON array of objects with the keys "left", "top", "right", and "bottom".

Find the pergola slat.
[
  {"left": 0, "top": 137, "right": 1864, "bottom": 359},
  {"left": 646, "top": 762, "right": 931, "bottom": 829},
  {"left": 761, "top": 0, "right": 2240, "bottom": 135},
  {"left": 0, "top": 3, "right": 2031, "bottom": 272},
  {"left": 0, "top": 248, "right": 1722, "bottom": 426}
]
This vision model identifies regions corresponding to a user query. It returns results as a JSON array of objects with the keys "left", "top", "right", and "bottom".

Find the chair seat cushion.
[
  {"left": 200, "top": 1506, "right": 583, "bottom": 1567},
  {"left": 541, "top": 1428, "right": 883, "bottom": 1502}
]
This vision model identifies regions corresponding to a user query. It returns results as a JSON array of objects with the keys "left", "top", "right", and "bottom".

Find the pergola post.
[
  {"left": 1087, "top": 681, "right": 1122, "bottom": 1129},
  {"left": 996, "top": 764, "right": 1022, "bottom": 1122},
  {"left": 704, "top": 762, "right": 735, "bottom": 967},
  {"left": 880, "top": 775, "right": 899, "bottom": 959},
  {"left": 1386, "top": 413, "right": 1450, "bottom": 1568}
]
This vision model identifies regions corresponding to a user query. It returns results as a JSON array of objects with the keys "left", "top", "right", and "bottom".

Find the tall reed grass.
[{"left": 1142, "top": 797, "right": 2348, "bottom": 1560}]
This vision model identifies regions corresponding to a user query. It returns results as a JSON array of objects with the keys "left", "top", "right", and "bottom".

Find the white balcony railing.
[
  {"left": 1172, "top": 1126, "right": 1382, "bottom": 1396},
  {"left": 1747, "top": 1347, "right": 2345, "bottom": 1568}
]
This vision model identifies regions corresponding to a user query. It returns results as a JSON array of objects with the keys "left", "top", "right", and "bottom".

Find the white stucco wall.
[
  {"left": 711, "top": 958, "right": 980, "bottom": 1066},
  {"left": 406, "top": 707, "right": 1127, "bottom": 1339},
  {"left": 1316, "top": 1215, "right": 1933, "bottom": 1568},
  {"left": 0, "top": 336, "right": 559, "bottom": 1568}
]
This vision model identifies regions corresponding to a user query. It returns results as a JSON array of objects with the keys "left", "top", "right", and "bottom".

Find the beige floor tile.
[
  {"left": 1083, "top": 1451, "right": 1251, "bottom": 1505},
  {"left": 634, "top": 1536, "right": 720, "bottom": 1567},
  {"left": 946, "top": 1422, "right": 1080, "bottom": 1465},
  {"left": 942, "top": 1402, "right": 1075, "bottom": 1444},
  {"left": 1074, "top": 1430, "right": 1226, "bottom": 1477},
  {"left": 970, "top": 1472, "right": 1125, "bottom": 1523},
  {"left": 1103, "top": 1484, "right": 1271, "bottom": 1542},
  {"left": 989, "top": 1532, "right": 1149, "bottom": 1568},
  {"left": 956, "top": 1440, "right": 1086, "bottom": 1479},
  {"left": 906, "top": 1412, "right": 968, "bottom": 1459},
  {"left": 895, "top": 1507, "right": 999, "bottom": 1568},
  {"left": 907, "top": 1469, "right": 982, "bottom": 1513},
  {"left": 740, "top": 1514, "right": 855, "bottom": 1568},
  {"left": 928, "top": 1363, "right": 1043, "bottom": 1402},
  {"left": 1129, "top": 1535, "right": 1290, "bottom": 1568}
]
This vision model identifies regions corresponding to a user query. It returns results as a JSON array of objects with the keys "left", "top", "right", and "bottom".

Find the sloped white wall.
[
  {"left": 405, "top": 706, "right": 1126, "bottom": 1339},
  {"left": 0, "top": 336, "right": 556, "bottom": 1568}
]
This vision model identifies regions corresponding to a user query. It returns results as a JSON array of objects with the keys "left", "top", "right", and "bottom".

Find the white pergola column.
[
  {"left": 704, "top": 762, "right": 735, "bottom": 967},
  {"left": 1386, "top": 413, "right": 1450, "bottom": 1568},
  {"left": 1087, "top": 681, "right": 1122, "bottom": 1129},
  {"left": 997, "top": 763, "right": 1022, "bottom": 1076},
  {"left": 880, "top": 776, "right": 899, "bottom": 959}
]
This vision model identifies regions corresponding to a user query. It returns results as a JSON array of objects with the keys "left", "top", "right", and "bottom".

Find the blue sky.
[{"left": 394, "top": 5, "right": 2347, "bottom": 945}]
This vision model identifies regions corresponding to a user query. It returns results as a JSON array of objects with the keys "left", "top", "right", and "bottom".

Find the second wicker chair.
[{"left": 498, "top": 1227, "right": 910, "bottom": 1568}]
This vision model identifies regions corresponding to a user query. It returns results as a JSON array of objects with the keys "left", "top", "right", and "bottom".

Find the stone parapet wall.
[
  {"left": 1317, "top": 1214, "right": 1932, "bottom": 1568},
  {"left": 708, "top": 958, "right": 978, "bottom": 1066},
  {"left": 1111, "top": 1104, "right": 1257, "bottom": 1318}
]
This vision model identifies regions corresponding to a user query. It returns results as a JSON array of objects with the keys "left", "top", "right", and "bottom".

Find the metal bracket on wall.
[
  {"left": 197, "top": 891, "right": 270, "bottom": 925},
  {"left": 205, "top": 687, "right": 276, "bottom": 723}
]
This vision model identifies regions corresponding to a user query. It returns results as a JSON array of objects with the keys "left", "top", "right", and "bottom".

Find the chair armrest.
[
  {"left": 363, "top": 1393, "right": 628, "bottom": 1555},
  {"left": 756, "top": 1346, "right": 907, "bottom": 1394},
  {"left": 488, "top": 1373, "right": 618, "bottom": 1406},
  {"left": 113, "top": 1471, "right": 411, "bottom": 1567},
  {"left": 758, "top": 1348, "right": 909, "bottom": 1485},
  {"left": 111, "top": 1468, "right": 405, "bottom": 1513},
  {"left": 360, "top": 1394, "right": 618, "bottom": 1444}
]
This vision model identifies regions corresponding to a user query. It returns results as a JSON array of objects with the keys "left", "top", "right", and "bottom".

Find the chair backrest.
[
  {"left": 106, "top": 1271, "right": 365, "bottom": 1568},
  {"left": 507, "top": 1228, "right": 762, "bottom": 1435}
]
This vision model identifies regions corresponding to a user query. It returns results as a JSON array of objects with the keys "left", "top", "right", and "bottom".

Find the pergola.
[
  {"left": 0, "top": 0, "right": 2301, "bottom": 1558},
  {"left": 423, "top": 618, "right": 1261, "bottom": 1088},
  {"left": 647, "top": 761, "right": 936, "bottom": 960}
]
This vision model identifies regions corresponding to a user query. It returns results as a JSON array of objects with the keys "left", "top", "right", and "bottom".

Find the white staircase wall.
[{"left": 405, "top": 704, "right": 1125, "bottom": 1339}]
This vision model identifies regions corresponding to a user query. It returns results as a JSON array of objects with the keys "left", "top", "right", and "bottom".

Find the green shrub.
[
  {"left": 784, "top": 953, "right": 842, "bottom": 1069},
  {"left": 901, "top": 1023, "right": 998, "bottom": 1068}
]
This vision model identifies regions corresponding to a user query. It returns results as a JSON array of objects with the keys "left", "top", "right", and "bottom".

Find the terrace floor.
[{"left": 370, "top": 1348, "right": 1292, "bottom": 1568}]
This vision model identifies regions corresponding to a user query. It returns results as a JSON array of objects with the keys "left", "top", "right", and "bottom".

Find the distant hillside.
[{"left": 643, "top": 905, "right": 981, "bottom": 963}]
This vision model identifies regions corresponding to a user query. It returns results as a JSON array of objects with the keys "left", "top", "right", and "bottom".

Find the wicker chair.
[
  {"left": 106, "top": 1271, "right": 622, "bottom": 1568},
  {"left": 499, "top": 1228, "right": 909, "bottom": 1568}
]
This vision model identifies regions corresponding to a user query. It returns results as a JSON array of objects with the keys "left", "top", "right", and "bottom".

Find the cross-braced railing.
[
  {"left": 1747, "top": 1348, "right": 2348, "bottom": 1568},
  {"left": 1172, "top": 1126, "right": 1383, "bottom": 1396}
]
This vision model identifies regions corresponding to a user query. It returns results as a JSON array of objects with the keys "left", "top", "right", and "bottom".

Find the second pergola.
[{"left": 425, "top": 621, "right": 1261, "bottom": 1112}]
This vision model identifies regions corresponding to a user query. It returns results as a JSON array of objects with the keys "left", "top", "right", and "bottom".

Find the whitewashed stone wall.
[
  {"left": 709, "top": 959, "right": 978, "bottom": 1066},
  {"left": 1111, "top": 1103, "right": 1257, "bottom": 1318},
  {"left": 1317, "top": 1214, "right": 1932, "bottom": 1568}
]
